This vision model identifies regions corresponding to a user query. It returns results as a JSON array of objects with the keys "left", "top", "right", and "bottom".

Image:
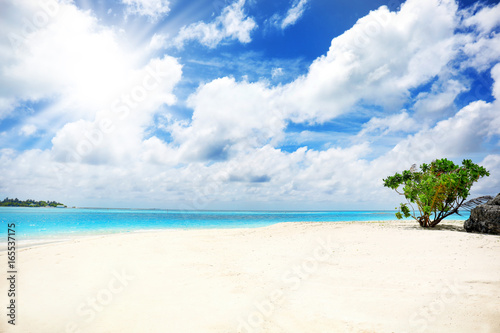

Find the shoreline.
[
  {"left": 1, "top": 220, "right": 498, "bottom": 332},
  {"left": 0, "top": 219, "right": 469, "bottom": 252}
]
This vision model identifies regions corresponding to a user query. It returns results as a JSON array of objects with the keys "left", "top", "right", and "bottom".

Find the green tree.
[
  {"left": 0, "top": 197, "right": 65, "bottom": 207},
  {"left": 383, "top": 158, "right": 490, "bottom": 227}
]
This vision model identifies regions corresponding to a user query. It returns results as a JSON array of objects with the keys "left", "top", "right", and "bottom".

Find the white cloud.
[
  {"left": 492, "top": 63, "right": 500, "bottom": 100},
  {"left": 173, "top": 0, "right": 257, "bottom": 48},
  {"left": 475, "top": 154, "right": 500, "bottom": 195},
  {"left": 170, "top": 77, "right": 284, "bottom": 161},
  {"left": 271, "top": 67, "right": 284, "bottom": 78},
  {"left": 149, "top": 33, "right": 168, "bottom": 50},
  {"left": 294, "top": 144, "right": 371, "bottom": 192},
  {"left": 50, "top": 55, "right": 183, "bottom": 165},
  {"left": 173, "top": 0, "right": 463, "bottom": 151},
  {"left": 461, "top": 32, "right": 500, "bottom": 72},
  {"left": 463, "top": 2, "right": 500, "bottom": 35},
  {"left": 358, "top": 111, "right": 418, "bottom": 137},
  {"left": 280, "top": 0, "right": 309, "bottom": 29},
  {"left": 0, "top": 0, "right": 185, "bottom": 155},
  {"left": 280, "top": 0, "right": 459, "bottom": 123},
  {"left": 121, "top": 0, "right": 170, "bottom": 21},
  {"left": 349, "top": 67, "right": 500, "bottom": 202},
  {"left": 373, "top": 101, "right": 500, "bottom": 198},
  {"left": 376, "top": 63, "right": 500, "bottom": 169},
  {"left": 460, "top": 3, "right": 500, "bottom": 72},
  {"left": 20, "top": 124, "right": 37, "bottom": 136},
  {"left": 392, "top": 101, "right": 496, "bottom": 159},
  {"left": 412, "top": 79, "right": 467, "bottom": 119},
  {"left": 168, "top": 0, "right": 495, "bottom": 162},
  {"left": 0, "top": 98, "right": 17, "bottom": 120}
]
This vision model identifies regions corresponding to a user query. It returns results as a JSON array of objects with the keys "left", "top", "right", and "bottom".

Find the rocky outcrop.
[{"left": 464, "top": 193, "right": 500, "bottom": 235}]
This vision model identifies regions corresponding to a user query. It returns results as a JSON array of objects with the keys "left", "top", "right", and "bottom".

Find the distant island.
[{"left": 0, "top": 197, "right": 66, "bottom": 208}]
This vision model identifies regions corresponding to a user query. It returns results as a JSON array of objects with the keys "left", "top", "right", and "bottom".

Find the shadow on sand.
[{"left": 396, "top": 222, "right": 465, "bottom": 232}]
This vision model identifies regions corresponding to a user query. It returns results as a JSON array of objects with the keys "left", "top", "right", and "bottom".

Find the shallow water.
[{"left": 0, "top": 207, "right": 469, "bottom": 244}]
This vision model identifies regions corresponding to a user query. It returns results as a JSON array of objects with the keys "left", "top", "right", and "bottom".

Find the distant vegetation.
[
  {"left": 383, "top": 159, "right": 489, "bottom": 227},
  {"left": 0, "top": 197, "right": 66, "bottom": 207}
]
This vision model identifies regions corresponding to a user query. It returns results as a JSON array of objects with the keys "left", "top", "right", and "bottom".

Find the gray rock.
[
  {"left": 464, "top": 193, "right": 500, "bottom": 235},
  {"left": 486, "top": 194, "right": 500, "bottom": 206}
]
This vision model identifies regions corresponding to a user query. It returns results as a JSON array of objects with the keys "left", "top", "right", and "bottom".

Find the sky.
[{"left": 0, "top": 0, "right": 499, "bottom": 210}]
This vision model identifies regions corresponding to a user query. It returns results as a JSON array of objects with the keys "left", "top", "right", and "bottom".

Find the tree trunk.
[{"left": 418, "top": 215, "right": 432, "bottom": 227}]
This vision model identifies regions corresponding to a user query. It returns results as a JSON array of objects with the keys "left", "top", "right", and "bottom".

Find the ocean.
[{"left": 0, "top": 207, "right": 469, "bottom": 247}]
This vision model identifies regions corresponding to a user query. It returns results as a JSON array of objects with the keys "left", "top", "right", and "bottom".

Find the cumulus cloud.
[
  {"left": 166, "top": 0, "right": 499, "bottom": 167},
  {"left": 461, "top": 32, "right": 500, "bottom": 72},
  {"left": 121, "top": 0, "right": 171, "bottom": 21},
  {"left": 358, "top": 111, "right": 419, "bottom": 137},
  {"left": 170, "top": 0, "right": 464, "bottom": 159},
  {"left": 375, "top": 63, "right": 500, "bottom": 177},
  {"left": 373, "top": 105, "right": 500, "bottom": 198},
  {"left": 280, "top": 0, "right": 459, "bottom": 123},
  {"left": 463, "top": 2, "right": 500, "bottom": 35},
  {"left": 390, "top": 101, "right": 496, "bottom": 161},
  {"left": 459, "top": 3, "right": 500, "bottom": 72},
  {"left": 0, "top": 0, "right": 185, "bottom": 161},
  {"left": 170, "top": 77, "right": 284, "bottom": 161},
  {"left": 412, "top": 79, "right": 467, "bottom": 119},
  {"left": 50, "top": 55, "right": 183, "bottom": 165},
  {"left": 173, "top": 0, "right": 257, "bottom": 48}
]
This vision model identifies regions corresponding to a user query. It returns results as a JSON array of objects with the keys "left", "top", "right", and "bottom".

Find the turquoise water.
[{"left": 0, "top": 207, "right": 469, "bottom": 242}]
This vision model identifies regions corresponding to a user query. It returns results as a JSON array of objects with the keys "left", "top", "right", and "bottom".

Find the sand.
[{"left": 1, "top": 220, "right": 499, "bottom": 333}]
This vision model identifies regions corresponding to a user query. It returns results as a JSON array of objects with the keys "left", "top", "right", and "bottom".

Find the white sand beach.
[{"left": 1, "top": 220, "right": 499, "bottom": 333}]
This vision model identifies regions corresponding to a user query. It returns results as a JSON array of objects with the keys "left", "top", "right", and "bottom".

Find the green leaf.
[{"left": 383, "top": 158, "right": 490, "bottom": 227}]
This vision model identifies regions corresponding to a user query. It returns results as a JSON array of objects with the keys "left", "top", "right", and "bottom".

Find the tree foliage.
[
  {"left": 383, "top": 159, "right": 489, "bottom": 227},
  {"left": 0, "top": 197, "right": 66, "bottom": 207}
]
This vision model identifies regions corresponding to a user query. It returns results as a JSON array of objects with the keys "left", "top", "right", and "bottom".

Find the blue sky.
[{"left": 0, "top": 0, "right": 499, "bottom": 209}]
